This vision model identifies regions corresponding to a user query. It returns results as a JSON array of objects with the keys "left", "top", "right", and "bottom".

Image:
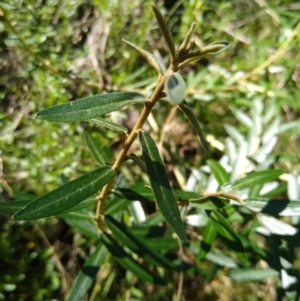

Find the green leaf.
[
  {"left": 84, "top": 132, "right": 107, "bottom": 166},
  {"left": 174, "top": 190, "right": 199, "bottom": 201},
  {"left": 0, "top": 200, "right": 30, "bottom": 215},
  {"left": 138, "top": 130, "right": 186, "bottom": 240},
  {"left": 229, "top": 268, "right": 279, "bottom": 281},
  {"left": 165, "top": 72, "right": 186, "bottom": 105},
  {"left": 129, "top": 154, "right": 147, "bottom": 172},
  {"left": 198, "top": 220, "right": 217, "bottom": 261},
  {"left": 105, "top": 215, "right": 175, "bottom": 269},
  {"left": 206, "top": 251, "right": 238, "bottom": 268},
  {"left": 151, "top": 4, "right": 176, "bottom": 58},
  {"left": 210, "top": 211, "right": 248, "bottom": 263},
  {"left": 257, "top": 214, "right": 298, "bottom": 236},
  {"left": 13, "top": 166, "right": 115, "bottom": 220},
  {"left": 191, "top": 196, "right": 229, "bottom": 210},
  {"left": 207, "top": 159, "right": 230, "bottom": 186},
  {"left": 129, "top": 225, "right": 167, "bottom": 238},
  {"left": 58, "top": 197, "right": 97, "bottom": 214},
  {"left": 103, "top": 196, "right": 131, "bottom": 215},
  {"left": 244, "top": 198, "right": 300, "bottom": 216},
  {"left": 221, "top": 170, "right": 284, "bottom": 192},
  {"left": 122, "top": 39, "right": 166, "bottom": 74},
  {"left": 201, "top": 41, "right": 231, "bottom": 55},
  {"left": 114, "top": 186, "right": 154, "bottom": 202},
  {"left": 90, "top": 117, "right": 128, "bottom": 133},
  {"left": 179, "top": 41, "right": 230, "bottom": 67},
  {"left": 66, "top": 241, "right": 107, "bottom": 301},
  {"left": 179, "top": 100, "right": 210, "bottom": 155},
  {"left": 101, "top": 232, "right": 166, "bottom": 285},
  {"left": 36, "top": 92, "right": 146, "bottom": 122},
  {"left": 128, "top": 226, "right": 179, "bottom": 250},
  {"left": 63, "top": 213, "right": 100, "bottom": 239}
]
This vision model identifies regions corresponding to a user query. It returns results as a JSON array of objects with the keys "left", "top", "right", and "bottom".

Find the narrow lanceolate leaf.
[
  {"left": 62, "top": 213, "right": 100, "bottom": 239},
  {"left": 0, "top": 200, "right": 30, "bottom": 215},
  {"left": 221, "top": 170, "right": 284, "bottom": 192},
  {"left": 207, "top": 159, "right": 230, "bottom": 186},
  {"left": 105, "top": 215, "right": 175, "bottom": 269},
  {"left": 66, "top": 242, "right": 107, "bottom": 301},
  {"left": 165, "top": 73, "right": 186, "bottom": 105},
  {"left": 122, "top": 39, "right": 166, "bottom": 74},
  {"left": 101, "top": 232, "right": 166, "bottom": 285},
  {"left": 229, "top": 268, "right": 279, "bottom": 281},
  {"left": 198, "top": 220, "right": 217, "bottom": 261},
  {"left": 37, "top": 92, "right": 146, "bottom": 122},
  {"left": 152, "top": 4, "right": 175, "bottom": 58},
  {"left": 178, "top": 41, "right": 230, "bottom": 67},
  {"left": 190, "top": 196, "right": 229, "bottom": 210},
  {"left": 84, "top": 132, "right": 106, "bottom": 166},
  {"left": 13, "top": 166, "right": 115, "bottom": 220},
  {"left": 257, "top": 214, "right": 298, "bottom": 236},
  {"left": 114, "top": 186, "right": 154, "bottom": 202},
  {"left": 210, "top": 211, "right": 248, "bottom": 263},
  {"left": 90, "top": 118, "right": 128, "bottom": 133},
  {"left": 244, "top": 198, "right": 300, "bottom": 216},
  {"left": 179, "top": 100, "right": 210, "bottom": 155},
  {"left": 138, "top": 130, "right": 186, "bottom": 240},
  {"left": 129, "top": 154, "right": 147, "bottom": 172}
]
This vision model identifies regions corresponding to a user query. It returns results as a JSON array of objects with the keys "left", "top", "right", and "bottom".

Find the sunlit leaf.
[
  {"left": 101, "top": 232, "right": 165, "bottom": 284},
  {"left": 179, "top": 100, "right": 210, "bottom": 154},
  {"left": 13, "top": 166, "right": 115, "bottom": 220},
  {"left": 221, "top": 170, "right": 284, "bottom": 192},
  {"left": 165, "top": 72, "right": 186, "bottom": 105},
  {"left": 66, "top": 242, "right": 107, "bottom": 301},
  {"left": 138, "top": 130, "right": 186, "bottom": 240},
  {"left": 105, "top": 215, "right": 175, "bottom": 269},
  {"left": 207, "top": 159, "right": 230, "bottom": 186},
  {"left": 257, "top": 214, "right": 298, "bottom": 236},
  {"left": 37, "top": 92, "right": 146, "bottom": 122},
  {"left": 229, "top": 268, "right": 279, "bottom": 281},
  {"left": 244, "top": 198, "right": 300, "bottom": 216},
  {"left": 206, "top": 251, "right": 237, "bottom": 268}
]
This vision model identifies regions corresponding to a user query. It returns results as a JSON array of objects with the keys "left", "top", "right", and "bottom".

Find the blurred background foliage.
[{"left": 1, "top": 0, "right": 300, "bottom": 300}]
